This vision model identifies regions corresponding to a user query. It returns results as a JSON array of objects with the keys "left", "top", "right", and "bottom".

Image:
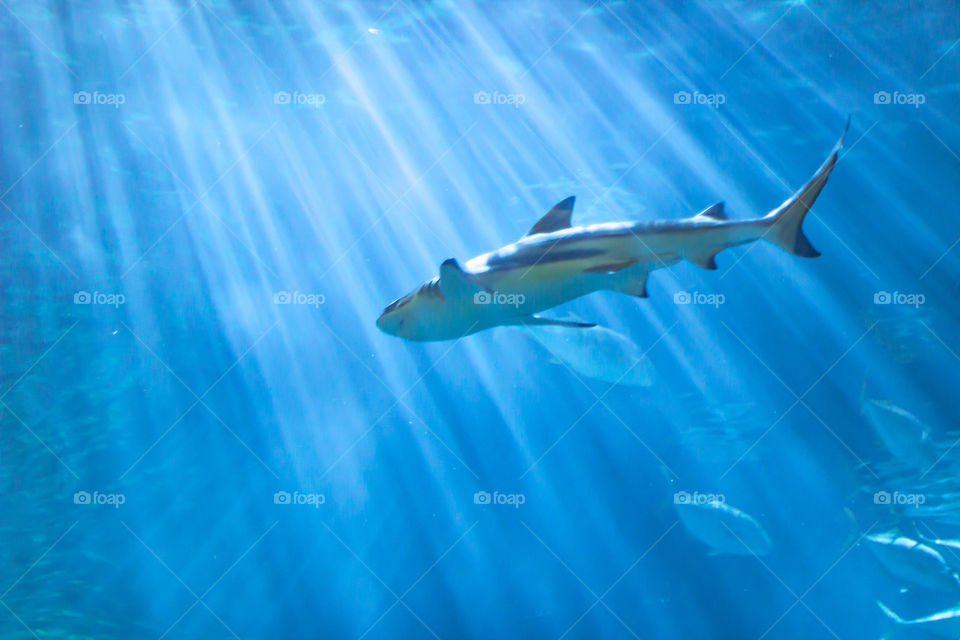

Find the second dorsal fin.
[
  {"left": 694, "top": 202, "right": 727, "bottom": 221},
  {"left": 525, "top": 197, "right": 575, "bottom": 237}
]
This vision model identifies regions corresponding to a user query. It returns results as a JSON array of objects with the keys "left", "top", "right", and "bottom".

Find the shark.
[{"left": 377, "top": 120, "right": 848, "bottom": 342}]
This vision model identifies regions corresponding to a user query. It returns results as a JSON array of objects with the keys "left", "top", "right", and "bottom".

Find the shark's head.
[
  {"left": 377, "top": 258, "right": 508, "bottom": 341},
  {"left": 376, "top": 277, "right": 450, "bottom": 341}
]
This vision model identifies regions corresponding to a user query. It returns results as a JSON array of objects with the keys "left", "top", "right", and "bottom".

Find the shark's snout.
[
  {"left": 376, "top": 308, "right": 402, "bottom": 336},
  {"left": 375, "top": 310, "right": 390, "bottom": 333}
]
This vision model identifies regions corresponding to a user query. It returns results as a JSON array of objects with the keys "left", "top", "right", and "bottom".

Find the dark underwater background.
[{"left": 2, "top": 1, "right": 960, "bottom": 638}]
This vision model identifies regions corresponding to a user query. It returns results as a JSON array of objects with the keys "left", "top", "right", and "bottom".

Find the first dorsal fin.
[
  {"left": 694, "top": 202, "right": 727, "bottom": 221},
  {"left": 438, "top": 258, "right": 485, "bottom": 299},
  {"left": 525, "top": 197, "right": 575, "bottom": 237}
]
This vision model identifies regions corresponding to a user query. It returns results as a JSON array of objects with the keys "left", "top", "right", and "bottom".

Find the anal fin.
[
  {"left": 609, "top": 271, "right": 649, "bottom": 298},
  {"left": 687, "top": 251, "right": 719, "bottom": 270}
]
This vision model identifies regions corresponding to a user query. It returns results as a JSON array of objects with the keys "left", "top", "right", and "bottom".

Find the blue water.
[{"left": 2, "top": 1, "right": 960, "bottom": 638}]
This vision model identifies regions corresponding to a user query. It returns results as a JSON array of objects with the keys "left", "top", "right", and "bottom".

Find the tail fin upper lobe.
[{"left": 764, "top": 118, "right": 849, "bottom": 257}]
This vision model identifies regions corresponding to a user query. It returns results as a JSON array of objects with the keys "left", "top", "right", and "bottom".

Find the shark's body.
[{"left": 377, "top": 122, "right": 848, "bottom": 342}]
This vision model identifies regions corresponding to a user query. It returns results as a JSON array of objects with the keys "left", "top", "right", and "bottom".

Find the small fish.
[
  {"left": 523, "top": 321, "right": 653, "bottom": 387},
  {"left": 863, "top": 399, "right": 939, "bottom": 470},
  {"left": 863, "top": 531, "right": 960, "bottom": 592},
  {"left": 914, "top": 527, "right": 960, "bottom": 575},
  {"left": 674, "top": 497, "right": 772, "bottom": 556},
  {"left": 878, "top": 600, "right": 960, "bottom": 638}
]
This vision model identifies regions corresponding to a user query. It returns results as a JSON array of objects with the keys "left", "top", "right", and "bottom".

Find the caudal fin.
[{"left": 763, "top": 118, "right": 849, "bottom": 257}]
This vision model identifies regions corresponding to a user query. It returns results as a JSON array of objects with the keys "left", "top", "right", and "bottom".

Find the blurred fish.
[
  {"left": 878, "top": 601, "right": 960, "bottom": 638},
  {"left": 523, "top": 321, "right": 653, "bottom": 387},
  {"left": 888, "top": 493, "right": 960, "bottom": 525},
  {"left": 867, "top": 309, "right": 935, "bottom": 364},
  {"left": 863, "top": 531, "right": 960, "bottom": 591},
  {"left": 914, "top": 527, "right": 960, "bottom": 574},
  {"left": 674, "top": 496, "right": 772, "bottom": 556},
  {"left": 863, "top": 399, "right": 939, "bottom": 470},
  {"left": 679, "top": 402, "right": 767, "bottom": 466}
]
